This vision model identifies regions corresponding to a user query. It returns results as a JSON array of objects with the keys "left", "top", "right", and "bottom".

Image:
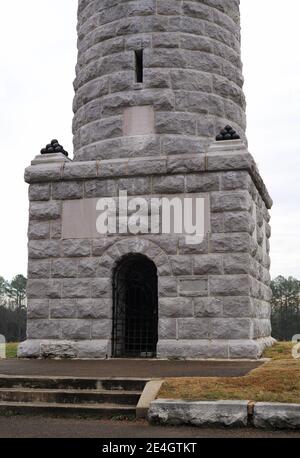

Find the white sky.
[{"left": 0, "top": 0, "right": 299, "bottom": 281}]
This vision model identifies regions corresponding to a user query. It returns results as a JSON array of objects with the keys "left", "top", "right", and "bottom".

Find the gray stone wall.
[
  {"left": 73, "top": 0, "right": 246, "bottom": 161},
  {"left": 20, "top": 141, "right": 274, "bottom": 360}
]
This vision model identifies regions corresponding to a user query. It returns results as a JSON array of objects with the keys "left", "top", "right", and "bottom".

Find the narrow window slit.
[{"left": 135, "top": 50, "right": 143, "bottom": 83}]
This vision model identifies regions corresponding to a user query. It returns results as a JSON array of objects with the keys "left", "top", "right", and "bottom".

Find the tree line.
[
  {"left": 271, "top": 276, "right": 300, "bottom": 341},
  {"left": 0, "top": 274, "right": 299, "bottom": 343},
  {"left": 0, "top": 275, "right": 27, "bottom": 342}
]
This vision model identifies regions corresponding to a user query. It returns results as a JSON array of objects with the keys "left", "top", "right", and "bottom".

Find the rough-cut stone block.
[
  {"left": 27, "top": 320, "right": 61, "bottom": 339},
  {"left": 157, "top": 340, "right": 229, "bottom": 359},
  {"left": 27, "top": 280, "right": 61, "bottom": 299},
  {"left": 25, "top": 164, "right": 63, "bottom": 184},
  {"left": 155, "top": 254, "right": 172, "bottom": 276},
  {"left": 52, "top": 181, "right": 83, "bottom": 200},
  {"left": 29, "top": 184, "right": 51, "bottom": 201},
  {"left": 158, "top": 278, "right": 178, "bottom": 297},
  {"left": 52, "top": 259, "right": 78, "bottom": 278},
  {"left": 221, "top": 171, "right": 251, "bottom": 191},
  {"left": 27, "top": 299, "right": 49, "bottom": 319},
  {"left": 28, "top": 260, "right": 51, "bottom": 279},
  {"left": 222, "top": 297, "right": 254, "bottom": 318},
  {"left": 50, "top": 220, "right": 62, "bottom": 239},
  {"left": 194, "top": 297, "right": 223, "bottom": 317},
  {"left": 159, "top": 298, "right": 193, "bottom": 318},
  {"left": 40, "top": 341, "right": 77, "bottom": 359},
  {"left": 152, "top": 175, "right": 185, "bottom": 193},
  {"left": 178, "top": 318, "right": 209, "bottom": 339},
  {"left": 92, "top": 237, "right": 120, "bottom": 256},
  {"left": 77, "top": 299, "right": 112, "bottom": 319},
  {"left": 224, "top": 212, "right": 255, "bottom": 234},
  {"left": 75, "top": 340, "right": 109, "bottom": 359},
  {"left": 178, "top": 236, "right": 208, "bottom": 255},
  {"left": 223, "top": 254, "right": 251, "bottom": 274},
  {"left": 186, "top": 174, "right": 220, "bottom": 192},
  {"left": 62, "top": 279, "right": 91, "bottom": 299},
  {"left": 28, "top": 221, "right": 50, "bottom": 240},
  {"left": 78, "top": 259, "right": 99, "bottom": 277},
  {"left": 210, "top": 234, "right": 251, "bottom": 253},
  {"left": 209, "top": 275, "right": 250, "bottom": 296},
  {"left": 117, "top": 177, "right": 151, "bottom": 196},
  {"left": 211, "top": 191, "right": 251, "bottom": 212},
  {"left": 169, "top": 256, "right": 192, "bottom": 276},
  {"left": 61, "top": 320, "right": 91, "bottom": 340},
  {"left": 63, "top": 161, "right": 98, "bottom": 180},
  {"left": 193, "top": 255, "right": 223, "bottom": 275},
  {"left": 50, "top": 300, "right": 77, "bottom": 319},
  {"left": 62, "top": 240, "right": 91, "bottom": 257},
  {"left": 91, "top": 278, "right": 111, "bottom": 298},
  {"left": 18, "top": 340, "right": 41, "bottom": 358},
  {"left": 91, "top": 320, "right": 112, "bottom": 339},
  {"left": 167, "top": 154, "right": 205, "bottom": 174},
  {"left": 29, "top": 241, "right": 61, "bottom": 259},
  {"left": 84, "top": 179, "right": 117, "bottom": 198},
  {"left": 30, "top": 202, "right": 61, "bottom": 220},
  {"left": 253, "top": 403, "right": 300, "bottom": 430},
  {"left": 148, "top": 400, "right": 249, "bottom": 427},
  {"left": 179, "top": 279, "right": 208, "bottom": 297},
  {"left": 210, "top": 318, "right": 252, "bottom": 339}
]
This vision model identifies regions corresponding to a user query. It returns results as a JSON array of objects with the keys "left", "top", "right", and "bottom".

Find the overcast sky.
[{"left": 0, "top": 0, "right": 299, "bottom": 281}]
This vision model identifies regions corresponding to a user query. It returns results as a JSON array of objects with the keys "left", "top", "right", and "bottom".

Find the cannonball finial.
[
  {"left": 216, "top": 126, "right": 240, "bottom": 141},
  {"left": 40, "top": 139, "right": 68, "bottom": 157}
]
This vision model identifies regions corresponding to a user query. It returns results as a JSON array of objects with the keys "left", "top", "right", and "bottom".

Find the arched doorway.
[{"left": 112, "top": 254, "right": 158, "bottom": 358}]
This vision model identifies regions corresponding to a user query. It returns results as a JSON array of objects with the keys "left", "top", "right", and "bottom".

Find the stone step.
[
  {"left": 0, "top": 401, "right": 136, "bottom": 419},
  {"left": 0, "top": 388, "right": 141, "bottom": 406},
  {"left": 0, "top": 376, "right": 148, "bottom": 392}
]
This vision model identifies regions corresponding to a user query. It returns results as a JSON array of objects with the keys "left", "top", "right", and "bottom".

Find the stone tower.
[{"left": 19, "top": 0, "right": 275, "bottom": 360}]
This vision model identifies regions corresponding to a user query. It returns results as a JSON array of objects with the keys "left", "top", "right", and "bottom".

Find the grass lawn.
[
  {"left": 5, "top": 343, "right": 18, "bottom": 359},
  {"left": 159, "top": 342, "right": 300, "bottom": 404}
]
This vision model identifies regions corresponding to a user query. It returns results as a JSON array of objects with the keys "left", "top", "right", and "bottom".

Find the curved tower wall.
[{"left": 73, "top": 0, "right": 246, "bottom": 161}]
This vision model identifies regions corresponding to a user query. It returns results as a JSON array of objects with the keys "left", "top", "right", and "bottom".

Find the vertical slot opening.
[{"left": 135, "top": 49, "right": 143, "bottom": 83}]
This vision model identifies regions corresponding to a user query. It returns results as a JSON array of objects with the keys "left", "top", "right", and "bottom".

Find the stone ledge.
[
  {"left": 24, "top": 141, "right": 272, "bottom": 209},
  {"left": 148, "top": 400, "right": 249, "bottom": 427},
  {"left": 148, "top": 400, "right": 300, "bottom": 430}
]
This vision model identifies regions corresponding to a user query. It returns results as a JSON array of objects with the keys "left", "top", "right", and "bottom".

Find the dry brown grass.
[{"left": 158, "top": 342, "right": 300, "bottom": 404}]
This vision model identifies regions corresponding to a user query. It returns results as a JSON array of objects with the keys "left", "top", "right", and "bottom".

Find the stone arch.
[{"left": 98, "top": 237, "right": 173, "bottom": 279}]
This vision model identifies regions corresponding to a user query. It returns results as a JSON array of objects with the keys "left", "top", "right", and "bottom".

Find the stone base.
[
  {"left": 18, "top": 340, "right": 110, "bottom": 359},
  {"left": 157, "top": 338, "right": 276, "bottom": 360},
  {"left": 18, "top": 337, "right": 275, "bottom": 360}
]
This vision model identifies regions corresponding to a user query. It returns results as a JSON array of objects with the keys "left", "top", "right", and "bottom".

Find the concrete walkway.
[
  {"left": 0, "top": 417, "right": 299, "bottom": 438},
  {"left": 0, "top": 359, "right": 263, "bottom": 379}
]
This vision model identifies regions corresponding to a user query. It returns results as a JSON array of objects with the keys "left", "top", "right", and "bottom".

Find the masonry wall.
[
  {"left": 73, "top": 0, "right": 246, "bottom": 161},
  {"left": 22, "top": 147, "right": 273, "bottom": 360}
]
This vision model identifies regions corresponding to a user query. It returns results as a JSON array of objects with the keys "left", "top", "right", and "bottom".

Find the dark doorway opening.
[{"left": 112, "top": 254, "right": 158, "bottom": 358}]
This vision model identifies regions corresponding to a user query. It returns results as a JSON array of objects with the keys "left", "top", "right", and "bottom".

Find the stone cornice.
[{"left": 25, "top": 141, "right": 272, "bottom": 209}]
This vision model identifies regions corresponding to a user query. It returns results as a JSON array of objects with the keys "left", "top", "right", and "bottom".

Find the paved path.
[
  {"left": 0, "top": 359, "right": 262, "bottom": 378},
  {"left": 0, "top": 416, "right": 299, "bottom": 438}
]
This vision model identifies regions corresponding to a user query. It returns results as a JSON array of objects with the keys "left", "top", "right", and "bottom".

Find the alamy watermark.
[
  {"left": 292, "top": 335, "right": 300, "bottom": 359},
  {"left": 95, "top": 191, "right": 210, "bottom": 245},
  {"left": 0, "top": 335, "right": 6, "bottom": 359}
]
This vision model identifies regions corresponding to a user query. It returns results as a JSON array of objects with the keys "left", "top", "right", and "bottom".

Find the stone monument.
[{"left": 19, "top": 0, "right": 275, "bottom": 359}]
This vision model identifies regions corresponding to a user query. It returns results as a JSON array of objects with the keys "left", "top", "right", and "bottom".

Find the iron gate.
[{"left": 112, "top": 254, "right": 158, "bottom": 358}]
